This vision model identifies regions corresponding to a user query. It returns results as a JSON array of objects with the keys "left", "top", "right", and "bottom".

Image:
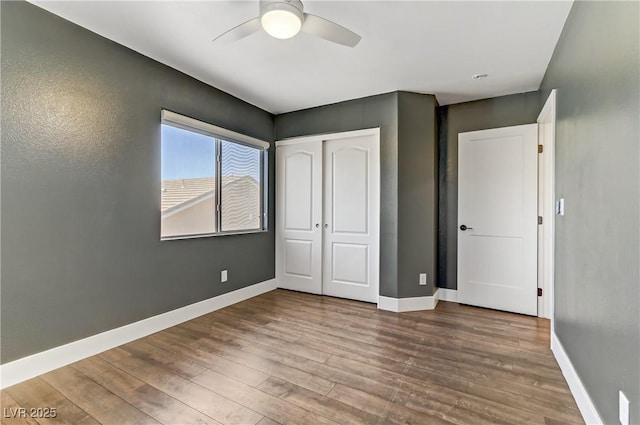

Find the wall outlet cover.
[
  {"left": 419, "top": 273, "right": 427, "bottom": 286},
  {"left": 221, "top": 270, "right": 228, "bottom": 283}
]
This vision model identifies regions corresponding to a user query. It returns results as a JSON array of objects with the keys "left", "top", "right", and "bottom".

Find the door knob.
[
  {"left": 315, "top": 223, "right": 320, "bottom": 228},
  {"left": 324, "top": 224, "right": 329, "bottom": 228},
  {"left": 459, "top": 224, "right": 473, "bottom": 231}
]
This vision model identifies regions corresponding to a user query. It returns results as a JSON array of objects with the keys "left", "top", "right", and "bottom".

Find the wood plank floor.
[{"left": 1, "top": 289, "right": 584, "bottom": 425}]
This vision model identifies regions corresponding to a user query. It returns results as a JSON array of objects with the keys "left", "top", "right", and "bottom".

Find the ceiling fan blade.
[
  {"left": 301, "top": 13, "right": 361, "bottom": 47},
  {"left": 213, "top": 17, "right": 262, "bottom": 44}
]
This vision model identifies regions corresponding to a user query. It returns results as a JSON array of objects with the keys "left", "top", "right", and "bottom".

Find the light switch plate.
[
  {"left": 221, "top": 270, "right": 228, "bottom": 283},
  {"left": 419, "top": 273, "right": 427, "bottom": 286},
  {"left": 556, "top": 198, "right": 565, "bottom": 216},
  {"left": 619, "top": 390, "right": 629, "bottom": 425}
]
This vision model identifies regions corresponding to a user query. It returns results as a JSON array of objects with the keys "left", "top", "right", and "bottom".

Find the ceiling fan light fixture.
[
  {"left": 213, "top": 0, "right": 360, "bottom": 47},
  {"left": 260, "top": 0, "right": 303, "bottom": 39}
]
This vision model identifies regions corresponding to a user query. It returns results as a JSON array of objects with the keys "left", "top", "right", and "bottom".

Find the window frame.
[{"left": 160, "top": 110, "right": 269, "bottom": 240}]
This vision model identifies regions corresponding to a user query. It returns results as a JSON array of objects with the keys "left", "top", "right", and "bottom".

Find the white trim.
[
  {"left": 377, "top": 296, "right": 399, "bottom": 312},
  {"left": 161, "top": 110, "right": 270, "bottom": 149},
  {"left": 438, "top": 288, "right": 458, "bottom": 303},
  {"left": 0, "top": 279, "right": 277, "bottom": 389},
  {"left": 537, "top": 89, "right": 556, "bottom": 325},
  {"left": 378, "top": 290, "right": 439, "bottom": 313},
  {"left": 551, "top": 332, "right": 603, "bottom": 425},
  {"left": 432, "top": 288, "right": 440, "bottom": 308},
  {"left": 275, "top": 127, "right": 380, "bottom": 147}
]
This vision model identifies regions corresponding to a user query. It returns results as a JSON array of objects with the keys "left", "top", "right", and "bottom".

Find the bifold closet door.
[
  {"left": 276, "top": 141, "right": 323, "bottom": 294},
  {"left": 322, "top": 135, "right": 380, "bottom": 303}
]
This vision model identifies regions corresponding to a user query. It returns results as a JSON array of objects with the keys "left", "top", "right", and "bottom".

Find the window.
[{"left": 160, "top": 110, "right": 268, "bottom": 239}]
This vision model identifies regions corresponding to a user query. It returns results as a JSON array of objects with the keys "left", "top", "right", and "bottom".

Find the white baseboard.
[
  {"left": 551, "top": 332, "right": 603, "bottom": 425},
  {"left": 0, "top": 279, "right": 277, "bottom": 389},
  {"left": 438, "top": 288, "right": 458, "bottom": 302},
  {"left": 378, "top": 290, "right": 439, "bottom": 312}
]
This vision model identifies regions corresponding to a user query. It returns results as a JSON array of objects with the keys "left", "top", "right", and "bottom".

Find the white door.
[
  {"left": 276, "top": 141, "right": 323, "bottom": 294},
  {"left": 458, "top": 124, "right": 538, "bottom": 315},
  {"left": 322, "top": 135, "right": 380, "bottom": 303}
]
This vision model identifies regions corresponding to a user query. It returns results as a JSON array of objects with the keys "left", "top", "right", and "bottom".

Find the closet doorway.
[{"left": 276, "top": 128, "right": 380, "bottom": 303}]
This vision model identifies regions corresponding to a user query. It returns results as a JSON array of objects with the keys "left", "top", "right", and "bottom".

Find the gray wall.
[
  {"left": 539, "top": 1, "right": 639, "bottom": 423},
  {"left": 275, "top": 92, "right": 439, "bottom": 298},
  {"left": 1, "top": 1, "right": 275, "bottom": 363},
  {"left": 275, "top": 93, "right": 399, "bottom": 297},
  {"left": 437, "top": 91, "right": 542, "bottom": 289},
  {"left": 397, "top": 93, "right": 438, "bottom": 297}
]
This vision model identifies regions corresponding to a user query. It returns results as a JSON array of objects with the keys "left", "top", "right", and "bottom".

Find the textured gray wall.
[
  {"left": 274, "top": 93, "right": 400, "bottom": 297},
  {"left": 539, "top": 1, "right": 639, "bottom": 423},
  {"left": 397, "top": 93, "right": 438, "bottom": 297},
  {"left": 1, "top": 1, "right": 275, "bottom": 363},
  {"left": 275, "top": 92, "right": 438, "bottom": 298},
  {"left": 437, "top": 91, "right": 542, "bottom": 289}
]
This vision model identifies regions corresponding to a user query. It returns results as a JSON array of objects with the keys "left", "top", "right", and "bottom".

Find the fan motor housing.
[{"left": 260, "top": 0, "right": 304, "bottom": 20}]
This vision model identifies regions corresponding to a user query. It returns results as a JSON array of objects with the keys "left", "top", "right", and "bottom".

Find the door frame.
[
  {"left": 276, "top": 128, "right": 380, "bottom": 147},
  {"left": 275, "top": 127, "right": 381, "bottom": 305},
  {"left": 537, "top": 90, "right": 557, "bottom": 331}
]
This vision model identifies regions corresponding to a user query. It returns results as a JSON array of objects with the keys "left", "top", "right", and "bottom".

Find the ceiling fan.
[{"left": 213, "top": 0, "right": 361, "bottom": 47}]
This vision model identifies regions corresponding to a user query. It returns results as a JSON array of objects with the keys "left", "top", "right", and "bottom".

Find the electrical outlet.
[
  {"left": 419, "top": 273, "right": 427, "bottom": 286},
  {"left": 221, "top": 270, "right": 228, "bottom": 283},
  {"left": 619, "top": 390, "right": 629, "bottom": 425}
]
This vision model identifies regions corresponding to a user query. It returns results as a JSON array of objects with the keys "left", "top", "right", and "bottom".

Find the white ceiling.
[{"left": 30, "top": 1, "right": 573, "bottom": 114}]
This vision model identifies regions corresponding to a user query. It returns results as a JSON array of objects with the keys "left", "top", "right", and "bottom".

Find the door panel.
[
  {"left": 465, "top": 137, "right": 525, "bottom": 236},
  {"left": 283, "top": 152, "right": 314, "bottom": 231},
  {"left": 332, "top": 243, "right": 369, "bottom": 285},
  {"left": 458, "top": 124, "right": 538, "bottom": 315},
  {"left": 284, "top": 239, "right": 313, "bottom": 277},
  {"left": 323, "top": 136, "right": 379, "bottom": 303},
  {"left": 332, "top": 148, "right": 369, "bottom": 234},
  {"left": 276, "top": 142, "right": 322, "bottom": 294}
]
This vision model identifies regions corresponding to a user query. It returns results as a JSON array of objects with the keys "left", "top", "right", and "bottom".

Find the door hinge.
[
  {"left": 538, "top": 216, "right": 543, "bottom": 225},
  {"left": 538, "top": 144, "right": 544, "bottom": 154},
  {"left": 537, "top": 288, "right": 543, "bottom": 297}
]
